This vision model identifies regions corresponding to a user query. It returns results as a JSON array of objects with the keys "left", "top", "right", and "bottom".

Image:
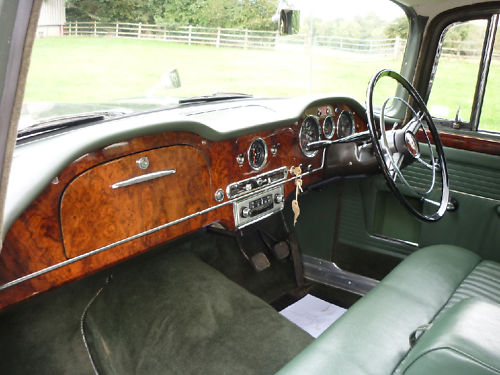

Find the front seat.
[{"left": 277, "top": 244, "right": 500, "bottom": 374}]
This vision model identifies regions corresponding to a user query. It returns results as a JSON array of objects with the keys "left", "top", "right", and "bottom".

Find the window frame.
[
  {"left": 374, "top": 7, "right": 428, "bottom": 122},
  {"left": 416, "top": 2, "right": 500, "bottom": 134}
]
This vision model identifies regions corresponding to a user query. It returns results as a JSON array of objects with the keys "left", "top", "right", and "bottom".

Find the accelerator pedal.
[{"left": 259, "top": 230, "right": 290, "bottom": 261}]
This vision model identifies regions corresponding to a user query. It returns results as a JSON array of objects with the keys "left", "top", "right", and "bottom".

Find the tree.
[
  {"left": 302, "top": 13, "right": 392, "bottom": 41},
  {"left": 384, "top": 16, "right": 409, "bottom": 39},
  {"left": 66, "top": 0, "right": 279, "bottom": 30},
  {"left": 66, "top": 0, "right": 157, "bottom": 23}
]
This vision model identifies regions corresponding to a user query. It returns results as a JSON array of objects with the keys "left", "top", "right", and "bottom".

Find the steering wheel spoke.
[
  {"left": 403, "top": 111, "right": 424, "bottom": 135},
  {"left": 366, "top": 69, "right": 449, "bottom": 222},
  {"left": 415, "top": 155, "right": 434, "bottom": 170}
]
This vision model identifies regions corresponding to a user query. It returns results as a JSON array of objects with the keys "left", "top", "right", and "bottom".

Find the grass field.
[{"left": 24, "top": 37, "right": 500, "bottom": 131}]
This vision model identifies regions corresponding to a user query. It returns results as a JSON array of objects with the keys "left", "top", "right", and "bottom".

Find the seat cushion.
[{"left": 277, "top": 245, "right": 482, "bottom": 375}]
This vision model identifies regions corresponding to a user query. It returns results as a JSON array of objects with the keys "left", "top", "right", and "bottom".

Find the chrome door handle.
[{"left": 111, "top": 169, "right": 176, "bottom": 189}]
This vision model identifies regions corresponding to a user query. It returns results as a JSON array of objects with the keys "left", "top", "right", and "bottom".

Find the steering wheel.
[{"left": 366, "top": 69, "right": 449, "bottom": 222}]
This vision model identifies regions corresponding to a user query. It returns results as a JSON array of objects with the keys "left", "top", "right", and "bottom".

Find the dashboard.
[{"left": 0, "top": 96, "right": 369, "bottom": 309}]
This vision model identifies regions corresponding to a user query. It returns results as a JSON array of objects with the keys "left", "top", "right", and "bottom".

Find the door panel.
[
  {"left": 417, "top": 146, "right": 500, "bottom": 260},
  {"left": 294, "top": 144, "right": 500, "bottom": 280},
  {"left": 343, "top": 145, "right": 500, "bottom": 264}
]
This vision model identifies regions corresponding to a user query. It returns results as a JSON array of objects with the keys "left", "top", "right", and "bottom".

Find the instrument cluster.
[
  {"left": 299, "top": 105, "right": 360, "bottom": 157},
  {"left": 236, "top": 104, "right": 364, "bottom": 172}
]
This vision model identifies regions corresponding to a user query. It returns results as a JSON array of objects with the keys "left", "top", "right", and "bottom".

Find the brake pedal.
[
  {"left": 250, "top": 252, "right": 271, "bottom": 272},
  {"left": 235, "top": 231, "right": 271, "bottom": 272}
]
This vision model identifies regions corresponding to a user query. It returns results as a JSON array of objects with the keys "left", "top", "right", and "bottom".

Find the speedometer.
[
  {"left": 299, "top": 116, "right": 321, "bottom": 157},
  {"left": 248, "top": 138, "right": 268, "bottom": 171},
  {"left": 337, "top": 110, "right": 355, "bottom": 139}
]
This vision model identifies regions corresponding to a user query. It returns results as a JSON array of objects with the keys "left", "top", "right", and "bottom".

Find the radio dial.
[
  {"left": 241, "top": 207, "right": 252, "bottom": 218},
  {"left": 274, "top": 194, "right": 284, "bottom": 204}
]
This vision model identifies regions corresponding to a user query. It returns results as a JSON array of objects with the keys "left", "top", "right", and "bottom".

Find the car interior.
[{"left": 1, "top": 0, "right": 500, "bottom": 374}]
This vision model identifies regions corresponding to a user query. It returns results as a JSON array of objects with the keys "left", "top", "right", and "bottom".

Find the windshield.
[{"left": 21, "top": 0, "right": 408, "bottom": 130}]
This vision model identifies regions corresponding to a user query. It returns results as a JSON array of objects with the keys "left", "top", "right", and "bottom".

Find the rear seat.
[{"left": 277, "top": 245, "right": 500, "bottom": 374}]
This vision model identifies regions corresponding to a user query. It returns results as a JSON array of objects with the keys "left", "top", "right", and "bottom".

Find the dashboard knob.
[
  {"left": 241, "top": 207, "right": 252, "bottom": 218},
  {"left": 274, "top": 194, "right": 284, "bottom": 204}
]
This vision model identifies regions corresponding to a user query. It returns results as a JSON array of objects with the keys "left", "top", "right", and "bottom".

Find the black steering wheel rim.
[{"left": 366, "top": 69, "right": 450, "bottom": 222}]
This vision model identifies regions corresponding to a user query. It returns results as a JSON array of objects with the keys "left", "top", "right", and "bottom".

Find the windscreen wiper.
[
  {"left": 17, "top": 111, "right": 127, "bottom": 139},
  {"left": 178, "top": 92, "right": 253, "bottom": 104}
]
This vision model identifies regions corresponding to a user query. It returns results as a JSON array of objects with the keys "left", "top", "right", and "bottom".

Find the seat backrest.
[{"left": 277, "top": 245, "right": 481, "bottom": 375}]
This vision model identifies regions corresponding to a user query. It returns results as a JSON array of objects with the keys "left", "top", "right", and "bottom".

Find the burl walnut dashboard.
[{"left": 0, "top": 98, "right": 368, "bottom": 310}]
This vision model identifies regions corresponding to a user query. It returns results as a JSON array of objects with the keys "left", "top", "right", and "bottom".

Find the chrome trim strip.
[
  {"left": 110, "top": 169, "right": 176, "bottom": 189},
  {"left": 449, "top": 189, "right": 500, "bottom": 203},
  {"left": 471, "top": 14, "right": 498, "bottom": 131},
  {"left": 236, "top": 209, "right": 280, "bottom": 229},
  {"left": 0, "top": 158, "right": 325, "bottom": 291},
  {"left": 369, "top": 234, "right": 419, "bottom": 248},
  {"left": 302, "top": 255, "right": 378, "bottom": 296},
  {"left": 225, "top": 166, "right": 288, "bottom": 199},
  {"left": 0, "top": 200, "right": 232, "bottom": 291}
]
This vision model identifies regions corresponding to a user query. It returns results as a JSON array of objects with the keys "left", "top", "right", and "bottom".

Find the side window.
[
  {"left": 480, "top": 23, "right": 500, "bottom": 132},
  {"left": 427, "top": 20, "right": 488, "bottom": 126}
]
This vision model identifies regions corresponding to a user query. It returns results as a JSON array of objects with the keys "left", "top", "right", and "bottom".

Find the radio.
[{"left": 233, "top": 185, "right": 284, "bottom": 228}]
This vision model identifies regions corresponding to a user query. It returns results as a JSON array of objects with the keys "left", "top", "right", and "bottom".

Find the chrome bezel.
[
  {"left": 214, "top": 188, "right": 225, "bottom": 202},
  {"left": 337, "top": 110, "right": 355, "bottom": 139},
  {"left": 233, "top": 185, "right": 284, "bottom": 229},
  {"left": 226, "top": 166, "right": 288, "bottom": 199},
  {"left": 299, "top": 115, "right": 320, "bottom": 158},
  {"left": 247, "top": 138, "right": 268, "bottom": 171},
  {"left": 322, "top": 115, "right": 335, "bottom": 140}
]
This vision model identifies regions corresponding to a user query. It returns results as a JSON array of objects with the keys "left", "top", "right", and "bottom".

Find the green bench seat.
[{"left": 278, "top": 245, "right": 500, "bottom": 374}]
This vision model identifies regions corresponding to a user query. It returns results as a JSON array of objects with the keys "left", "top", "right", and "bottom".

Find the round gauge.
[
  {"left": 323, "top": 115, "right": 335, "bottom": 139},
  {"left": 248, "top": 138, "right": 268, "bottom": 171},
  {"left": 337, "top": 110, "right": 355, "bottom": 139},
  {"left": 299, "top": 116, "right": 321, "bottom": 157}
]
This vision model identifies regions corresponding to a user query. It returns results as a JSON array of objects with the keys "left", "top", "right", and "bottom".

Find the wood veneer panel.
[
  {"left": 439, "top": 132, "right": 500, "bottom": 156},
  {"left": 417, "top": 130, "right": 500, "bottom": 156},
  {"left": 0, "top": 102, "right": 365, "bottom": 309},
  {"left": 60, "top": 146, "right": 211, "bottom": 258}
]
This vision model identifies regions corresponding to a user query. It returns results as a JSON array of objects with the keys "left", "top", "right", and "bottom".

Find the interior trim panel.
[{"left": 0, "top": 98, "right": 370, "bottom": 309}]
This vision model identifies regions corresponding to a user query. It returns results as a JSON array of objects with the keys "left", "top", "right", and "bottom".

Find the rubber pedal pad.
[
  {"left": 250, "top": 252, "right": 271, "bottom": 272},
  {"left": 272, "top": 241, "right": 290, "bottom": 260}
]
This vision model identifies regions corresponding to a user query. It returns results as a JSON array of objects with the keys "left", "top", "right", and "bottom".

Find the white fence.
[
  {"left": 64, "top": 22, "right": 405, "bottom": 57},
  {"left": 65, "top": 22, "right": 278, "bottom": 50},
  {"left": 61, "top": 22, "right": 496, "bottom": 58}
]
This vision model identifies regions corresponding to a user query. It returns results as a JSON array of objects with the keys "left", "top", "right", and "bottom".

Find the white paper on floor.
[{"left": 279, "top": 294, "right": 347, "bottom": 338}]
